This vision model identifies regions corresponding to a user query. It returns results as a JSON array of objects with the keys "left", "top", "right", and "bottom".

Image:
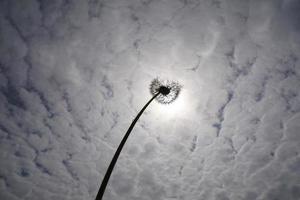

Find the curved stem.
[{"left": 95, "top": 92, "right": 160, "bottom": 200}]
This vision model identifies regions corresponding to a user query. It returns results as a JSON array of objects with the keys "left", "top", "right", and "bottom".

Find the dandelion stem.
[{"left": 95, "top": 92, "right": 160, "bottom": 200}]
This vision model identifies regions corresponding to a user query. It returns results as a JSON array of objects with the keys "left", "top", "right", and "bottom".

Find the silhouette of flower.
[
  {"left": 96, "top": 77, "right": 183, "bottom": 200},
  {"left": 150, "top": 78, "right": 182, "bottom": 104}
]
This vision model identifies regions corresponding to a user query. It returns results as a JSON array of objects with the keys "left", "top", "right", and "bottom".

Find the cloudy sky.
[{"left": 0, "top": 0, "right": 300, "bottom": 199}]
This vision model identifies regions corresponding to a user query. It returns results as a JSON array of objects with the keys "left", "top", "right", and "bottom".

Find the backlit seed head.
[{"left": 150, "top": 78, "right": 182, "bottom": 104}]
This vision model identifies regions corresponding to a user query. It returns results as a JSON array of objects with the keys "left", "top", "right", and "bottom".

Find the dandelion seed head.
[{"left": 150, "top": 78, "right": 182, "bottom": 104}]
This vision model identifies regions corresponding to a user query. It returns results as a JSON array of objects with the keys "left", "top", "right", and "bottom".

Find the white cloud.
[{"left": 0, "top": 0, "right": 299, "bottom": 200}]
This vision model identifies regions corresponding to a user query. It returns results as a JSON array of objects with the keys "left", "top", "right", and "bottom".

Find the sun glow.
[{"left": 151, "top": 87, "right": 188, "bottom": 120}]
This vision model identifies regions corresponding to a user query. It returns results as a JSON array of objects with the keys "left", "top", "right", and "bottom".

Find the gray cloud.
[{"left": 0, "top": 0, "right": 300, "bottom": 200}]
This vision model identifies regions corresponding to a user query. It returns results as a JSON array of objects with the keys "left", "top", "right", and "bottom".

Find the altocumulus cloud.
[{"left": 0, "top": 0, "right": 300, "bottom": 200}]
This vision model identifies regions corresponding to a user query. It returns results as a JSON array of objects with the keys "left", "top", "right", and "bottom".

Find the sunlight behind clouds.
[{"left": 0, "top": 0, "right": 299, "bottom": 199}]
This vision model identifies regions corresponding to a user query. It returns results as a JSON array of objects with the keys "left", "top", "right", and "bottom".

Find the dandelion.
[
  {"left": 150, "top": 78, "right": 182, "bottom": 104},
  {"left": 95, "top": 78, "right": 182, "bottom": 200}
]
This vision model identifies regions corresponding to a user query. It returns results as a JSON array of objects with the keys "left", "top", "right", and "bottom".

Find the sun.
[{"left": 149, "top": 78, "right": 188, "bottom": 120}]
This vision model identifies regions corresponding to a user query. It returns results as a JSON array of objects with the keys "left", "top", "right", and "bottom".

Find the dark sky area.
[{"left": 0, "top": 0, "right": 300, "bottom": 199}]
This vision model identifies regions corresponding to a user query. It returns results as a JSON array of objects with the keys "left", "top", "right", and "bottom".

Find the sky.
[{"left": 0, "top": 0, "right": 300, "bottom": 199}]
